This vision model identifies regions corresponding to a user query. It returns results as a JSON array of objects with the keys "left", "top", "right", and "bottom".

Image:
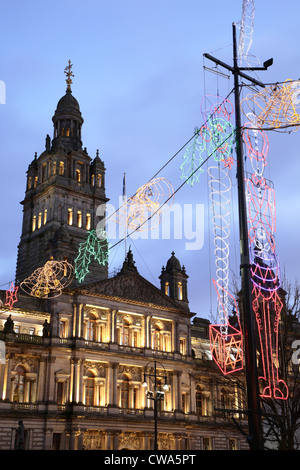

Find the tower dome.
[
  {"left": 166, "top": 251, "right": 181, "bottom": 272},
  {"left": 51, "top": 61, "right": 84, "bottom": 152}
]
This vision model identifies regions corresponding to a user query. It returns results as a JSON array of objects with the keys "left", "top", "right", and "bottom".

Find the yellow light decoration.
[
  {"left": 114, "top": 177, "right": 174, "bottom": 232},
  {"left": 20, "top": 259, "right": 74, "bottom": 298},
  {"left": 241, "top": 79, "right": 300, "bottom": 131}
]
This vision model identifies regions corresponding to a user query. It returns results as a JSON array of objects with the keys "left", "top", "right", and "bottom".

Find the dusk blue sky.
[{"left": 1, "top": 0, "right": 300, "bottom": 320}]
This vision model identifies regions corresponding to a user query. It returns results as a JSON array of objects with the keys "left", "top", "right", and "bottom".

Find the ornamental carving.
[
  {"left": 119, "top": 432, "right": 141, "bottom": 450},
  {"left": 83, "top": 431, "right": 104, "bottom": 450},
  {"left": 83, "top": 361, "right": 105, "bottom": 377},
  {"left": 118, "top": 365, "right": 141, "bottom": 381}
]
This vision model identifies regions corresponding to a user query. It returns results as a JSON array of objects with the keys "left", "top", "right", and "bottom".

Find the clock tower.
[{"left": 15, "top": 61, "right": 108, "bottom": 285}]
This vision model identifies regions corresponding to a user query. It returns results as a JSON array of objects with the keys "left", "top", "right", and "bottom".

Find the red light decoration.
[
  {"left": 5, "top": 282, "right": 19, "bottom": 310},
  {"left": 209, "top": 280, "right": 243, "bottom": 375},
  {"left": 244, "top": 123, "right": 288, "bottom": 399}
]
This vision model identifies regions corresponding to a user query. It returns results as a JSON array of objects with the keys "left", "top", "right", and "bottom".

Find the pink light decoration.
[
  {"left": 252, "top": 285, "right": 288, "bottom": 400},
  {"left": 244, "top": 123, "right": 288, "bottom": 399},
  {"left": 5, "top": 282, "right": 19, "bottom": 310},
  {"left": 209, "top": 280, "right": 243, "bottom": 375}
]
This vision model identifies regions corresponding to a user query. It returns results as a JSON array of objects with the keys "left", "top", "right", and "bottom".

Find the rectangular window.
[
  {"left": 29, "top": 327, "right": 35, "bottom": 336},
  {"left": 52, "top": 433, "right": 61, "bottom": 450},
  {"left": 203, "top": 437, "right": 211, "bottom": 450}
]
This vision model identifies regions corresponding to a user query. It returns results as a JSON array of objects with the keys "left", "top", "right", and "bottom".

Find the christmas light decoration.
[
  {"left": 205, "top": 96, "right": 243, "bottom": 374},
  {"left": 20, "top": 259, "right": 74, "bottom": 298},
  {"left": 238, "top": 0, "right": 256, "bottom": 66},
  {"left": 209, "top": 280, "right": 243, "bottom": 375},
  {"left": 180, "top": 128, "right": 205, "bottom": 186},
  {"left": 114, "top": 177, "right": 174, "bottom": 232},
  {"left": 201, "top": 95, "right": 235, "bottom": 162},
  {"left": 244, "top": 122, "right": 288, "bottom": 399},
  {"left": 74, "top": 229, "right": 110, "bottom": 283},
  {"left": 5, "top": 282, "right": 19, "bottom": 310},
  {"left": 241, "top": 79, "right": 300, "bottom": 131}
]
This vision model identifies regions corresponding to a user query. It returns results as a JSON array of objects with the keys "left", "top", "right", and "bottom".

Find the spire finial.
[{"left": 64, "top": 60, "right": 74, "bottom": 92}]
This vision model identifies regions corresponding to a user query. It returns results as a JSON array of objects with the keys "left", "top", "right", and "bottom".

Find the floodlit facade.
[{"left": 0, "top": 70, "right": 249, "bottom": 450}]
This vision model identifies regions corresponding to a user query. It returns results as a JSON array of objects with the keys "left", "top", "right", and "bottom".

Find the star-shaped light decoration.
[{"left": 5, "top": 282, "right": 19, "bottom": 310}]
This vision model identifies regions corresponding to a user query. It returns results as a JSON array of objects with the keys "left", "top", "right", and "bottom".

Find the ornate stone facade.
[{"left": 0, "top": 69, "right": 249, "bottom": 450}]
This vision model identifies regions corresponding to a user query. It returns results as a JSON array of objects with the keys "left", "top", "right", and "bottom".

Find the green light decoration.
[
  {"left": 207, "top": 116, "right": 235, "bottom": 162},
  {"left": 180, "top": 128, "right": 207, "bottom": 186},
  {"left": 74, "top": 229, "right": 110, "bottom": 283}
]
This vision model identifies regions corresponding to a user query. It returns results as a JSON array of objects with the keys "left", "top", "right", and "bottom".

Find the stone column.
[
  {"left": 5, "top": 355, "right": 13, "bottom": 401},
  {"left": 37, "top": 358, "right": 46, "bottom": 403}
]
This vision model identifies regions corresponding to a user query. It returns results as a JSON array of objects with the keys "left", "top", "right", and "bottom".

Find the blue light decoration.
[{"left": 74, "top": 229, "right": 110, "bottom": 283}]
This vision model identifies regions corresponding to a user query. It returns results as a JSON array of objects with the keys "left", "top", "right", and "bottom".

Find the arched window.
[
  {"left": 86, "top": 316, "right": 96, "bottom": 342},
  {"left": 13, "top": 366, "right": 26, "bottom": 403},
  {"left": 34, "top": 176, "right": 38, "bottom": 188},
  {"left": 43, "top": 209, "right": 47, "bottom": 225},
  {"left": 164, "top": 282, "right": 169, "bottom": 296},
  {"left": 121, "top": 374, "right": 130, "bottom": 409},
  {"left": 91, "top": 174, "right": 95, "bottom": 186},
  {"left": 59, "top": 161, "right": 64, "bottom": 176},
  {"left": 27, "top": 176, "right": 32, "bottom": 190},
  {"left": 77, "top": 210, "right": 82, "bottom": 228},
  {"left": 97, "top": 173, "right": 102, "bottom": 188},
  {"left": 67, "top": 208, "right": 73, "bottom": 225},
  {"left": 76, "top": 169, "right": 81, "bottom": 183},
  {"left": 196, "top": 385, "right": 203, "bottom": 416},
  {"left": 86, "top": 213, "right": 91, "bottom": 230},
  {"left": 32, "top": 215, "right": 36, "bottom": 232},
  {"left": 38, "top": 212, "right": 42, "bottom": 229},
  {"left": 178, "top": 282, "right": 183, "bottom": 300},
  {"left": 85, "top": 371, "right": 95, "bottom": 406}
]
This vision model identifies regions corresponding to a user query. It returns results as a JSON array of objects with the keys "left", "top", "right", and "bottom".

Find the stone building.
[{"left": 0, "top": 67, "right": 249, "bottom": 450}]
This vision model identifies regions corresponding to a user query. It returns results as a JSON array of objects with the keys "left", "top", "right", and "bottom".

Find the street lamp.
[{"left": 142, "top": 360, "right": 170, "bottom": 451}]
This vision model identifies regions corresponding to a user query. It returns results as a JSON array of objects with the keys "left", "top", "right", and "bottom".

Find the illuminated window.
[
  {"left": 228, "top": 439, "right": 237, "bottom": 450},
  {"left": 122, "top": 320, "right": 130, "bottom": 346},
  {"left": 196, "top": 385, "right": 203, "bottom": 416},
  {"left": 156, "top": 378, "right": 165, "bottom": 412},
  {"left": 165, "top": 282, "right": 169, "bottom": 296},
  {"left": 43, "top": 209, "right": 47, "bottom": 225},
  {"left": 53, "top": 161, "right": 57, "bottom": 175},
  {"left": 203, "top": 437, "right": 211, "bottom": 450},
  {"left": 120, "top": 374, "right": 130, "bottom": 409},
  {"left": 38, "top": 212, "right": 42, "bottom": 229},
  {"left": 178, "top": 282, "right": 183, "bottom": 300},
  {"left": 77, "top": 211, "right": 82, "bottom": 228},
  {"left": 86, "top": 213, "right": 91, "bottom": 230},
  {"left": 29, "top": 327, "right": 35, "bottom": 336},
  {"left": 27, "top": 177, "right": 32, "bottom": 190},
  {"left": 86, "top": 317, "right": 96, "bottom": 341},
  {"left": 153, "top": 326, "right": 161, "bottom": 351},
  {"left": 85, "top": 371, "right": 95, "bottom": 406},
  {"left": 97, "top": 173, "right": 102, "bottom": 188},
  {"left": 13, "top": 366, "right": 26, "bottom": 403},
  {"left": 57, "top": 382, "right": 64, "bottom": 405},
  {"left": 32, "top": 215, "right": 36, "bottom": 232},
  {"left": 34, "top": 176, "right": 38, "bottom": 188},
  {"left": 179, "top": 338, "right": 186, "bottom": 355},
  {"left": 76, "top": 169, "right": 81, "bottom": 182},
  {"left": 59, "top": 161, "right": 64, "bottom": 176},
  {"left": 91, "top": 174, "right": 95, "bottom": 186},
  {"left": 59, "top": 320, "right": 66, "bottom": 338},
  {"left": 67, "top": 208, "right": 73, "bottom": 225}
]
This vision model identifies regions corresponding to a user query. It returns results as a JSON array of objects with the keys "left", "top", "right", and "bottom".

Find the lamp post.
[
  {"left": 142, "top": 360, "right": 170, "bottom": 451},
  {"left": 203, "top": 22, "right": 273, "bottom": 450}
]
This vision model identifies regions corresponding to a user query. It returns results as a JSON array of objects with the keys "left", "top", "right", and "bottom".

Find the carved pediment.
[{"left": 74, "top": 272, "right": 183, "bottom": 311}]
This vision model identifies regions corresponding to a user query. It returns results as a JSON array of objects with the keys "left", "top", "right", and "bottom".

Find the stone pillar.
[
  {"left": 37, "top": 358, "right": 46, "bottom": 403},
  {"left": 5, "top": 355, "right": 13, "bottom": 401}
]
